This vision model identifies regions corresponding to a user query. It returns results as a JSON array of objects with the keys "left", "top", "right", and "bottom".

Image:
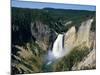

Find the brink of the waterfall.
[
  {"left": 46, "top": 18, "right": 95, "bottom": 66},
  {"left": 11, "top": 4, "right": 96, "bottom": 73}
]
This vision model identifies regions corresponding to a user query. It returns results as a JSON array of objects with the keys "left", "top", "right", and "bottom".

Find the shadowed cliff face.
[
  {"left": 46, "top": 18, "right": 95, "bottom": 62},
  {"left": 11, "top": 7, "right": 96, "bottom": 74},
  {"left": 31, "top": 21, "right": 57, "bottom": 51},
  {"left": 11, "top": 18, "right": 96, "bottom": 74}
]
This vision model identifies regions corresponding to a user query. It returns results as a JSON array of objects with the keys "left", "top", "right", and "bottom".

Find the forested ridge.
[{"left": 11, "top": 7, "right": 96, "bottom": 74}]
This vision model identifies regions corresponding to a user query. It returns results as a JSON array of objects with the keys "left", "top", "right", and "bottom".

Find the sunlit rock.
[
  {"left": 64, "top": 26, "right": 76, "bottom": 52},
  {"left": 75, "top": 19, "right": 94, "bottom": 48},
  {"left": 72, "top": 49, "right": 96, "bottom": 70}
]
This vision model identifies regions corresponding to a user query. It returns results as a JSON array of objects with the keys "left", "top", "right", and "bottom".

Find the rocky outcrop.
[
  {"left": 75, "top": 19, "right": 94, "bottom": 48},
  {"left": 72, "top": 49, "right": 96, "bottom": 70},
  {"left": 71, "top": 32, "right": 96, "bottom": 70},
  {"left": 31, "top": 21, "right": 50, "bottom": 51},
  {"left": 12, "top": 18, "right": 96, "bottom": 73},
  {"left": 48, "top": 26, "right": 76, "bottom": 59},
  {"left": 64, "top": 19, "right": 94, "bottom": 51},
  {"left": 64, "top": 18, "right": 94, "bottom": 51},
  {"left": 51, "top": 18, "right": 96, "bottom": 71},
  {"left": 64, "top": 26, "right": 76, "bottom": 54},
  {"left": 50, "top": 18, "right": 95, "bottom": 60},
  {"left": 31, "top": 21, "right": 57, "bottom": 51}
]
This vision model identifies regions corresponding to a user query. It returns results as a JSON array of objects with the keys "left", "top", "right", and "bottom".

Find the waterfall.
[
  {"left": 52, "top": 34, "right": 64, "bottom": 59},
  {"left": 46, "top": 18, "right": 94, "bottom": 65},
  {"left": 46, "top": 34, "right": 64, "bottom": 65}
]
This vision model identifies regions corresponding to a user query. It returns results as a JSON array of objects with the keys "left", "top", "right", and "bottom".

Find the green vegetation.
[
  {"left": 12, "top": 7, "right": 95, "bottom": 34},
  {"left": 11, "top": 7, "right": 96, "bottom": 74},
  {"left": 12, "top": 7, "right": 95, "bottom": 46},
  {"left": 52, "top": 46, "right": 90, "bottom": 71},
  {"left": 12, "top": 43, "right": 44, "bottom": 74},
  {"left": 12, "top": 42, "right": 90, "bottom": 74}
]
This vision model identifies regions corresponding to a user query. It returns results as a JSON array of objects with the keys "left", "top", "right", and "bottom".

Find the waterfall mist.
[{"left": 45, "top": 18, "right": 94, "bottom": 66}]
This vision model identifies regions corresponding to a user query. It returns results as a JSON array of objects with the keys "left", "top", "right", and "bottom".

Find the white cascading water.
[
  {"left": 52, "top": 34, "right": 64, "bottom": 59},
  {"left": 46, "top": 34, "right": 64, "bottom": 65},
  {"left": 46, "top": 18, "right": 94, "bottom": 65}
]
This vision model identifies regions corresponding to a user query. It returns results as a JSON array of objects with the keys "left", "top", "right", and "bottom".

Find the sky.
[{"left": 12, "top": 0, "right": 96, "bottom": 11}]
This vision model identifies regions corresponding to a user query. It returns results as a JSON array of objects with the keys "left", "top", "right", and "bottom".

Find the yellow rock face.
[
  {"left": 64, "top": 26, "right": 76, "bottom": 53},
  {"left": 64, "top": 19, "right": 94, "bottom": 50},
  {"left": 75, "top": 19, "right": 94, "bottom": 48}
]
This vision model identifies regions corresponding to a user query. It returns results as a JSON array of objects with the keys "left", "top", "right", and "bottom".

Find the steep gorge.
[{"left": 11, "top": 7, "right": 96, "bottom": 74}]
